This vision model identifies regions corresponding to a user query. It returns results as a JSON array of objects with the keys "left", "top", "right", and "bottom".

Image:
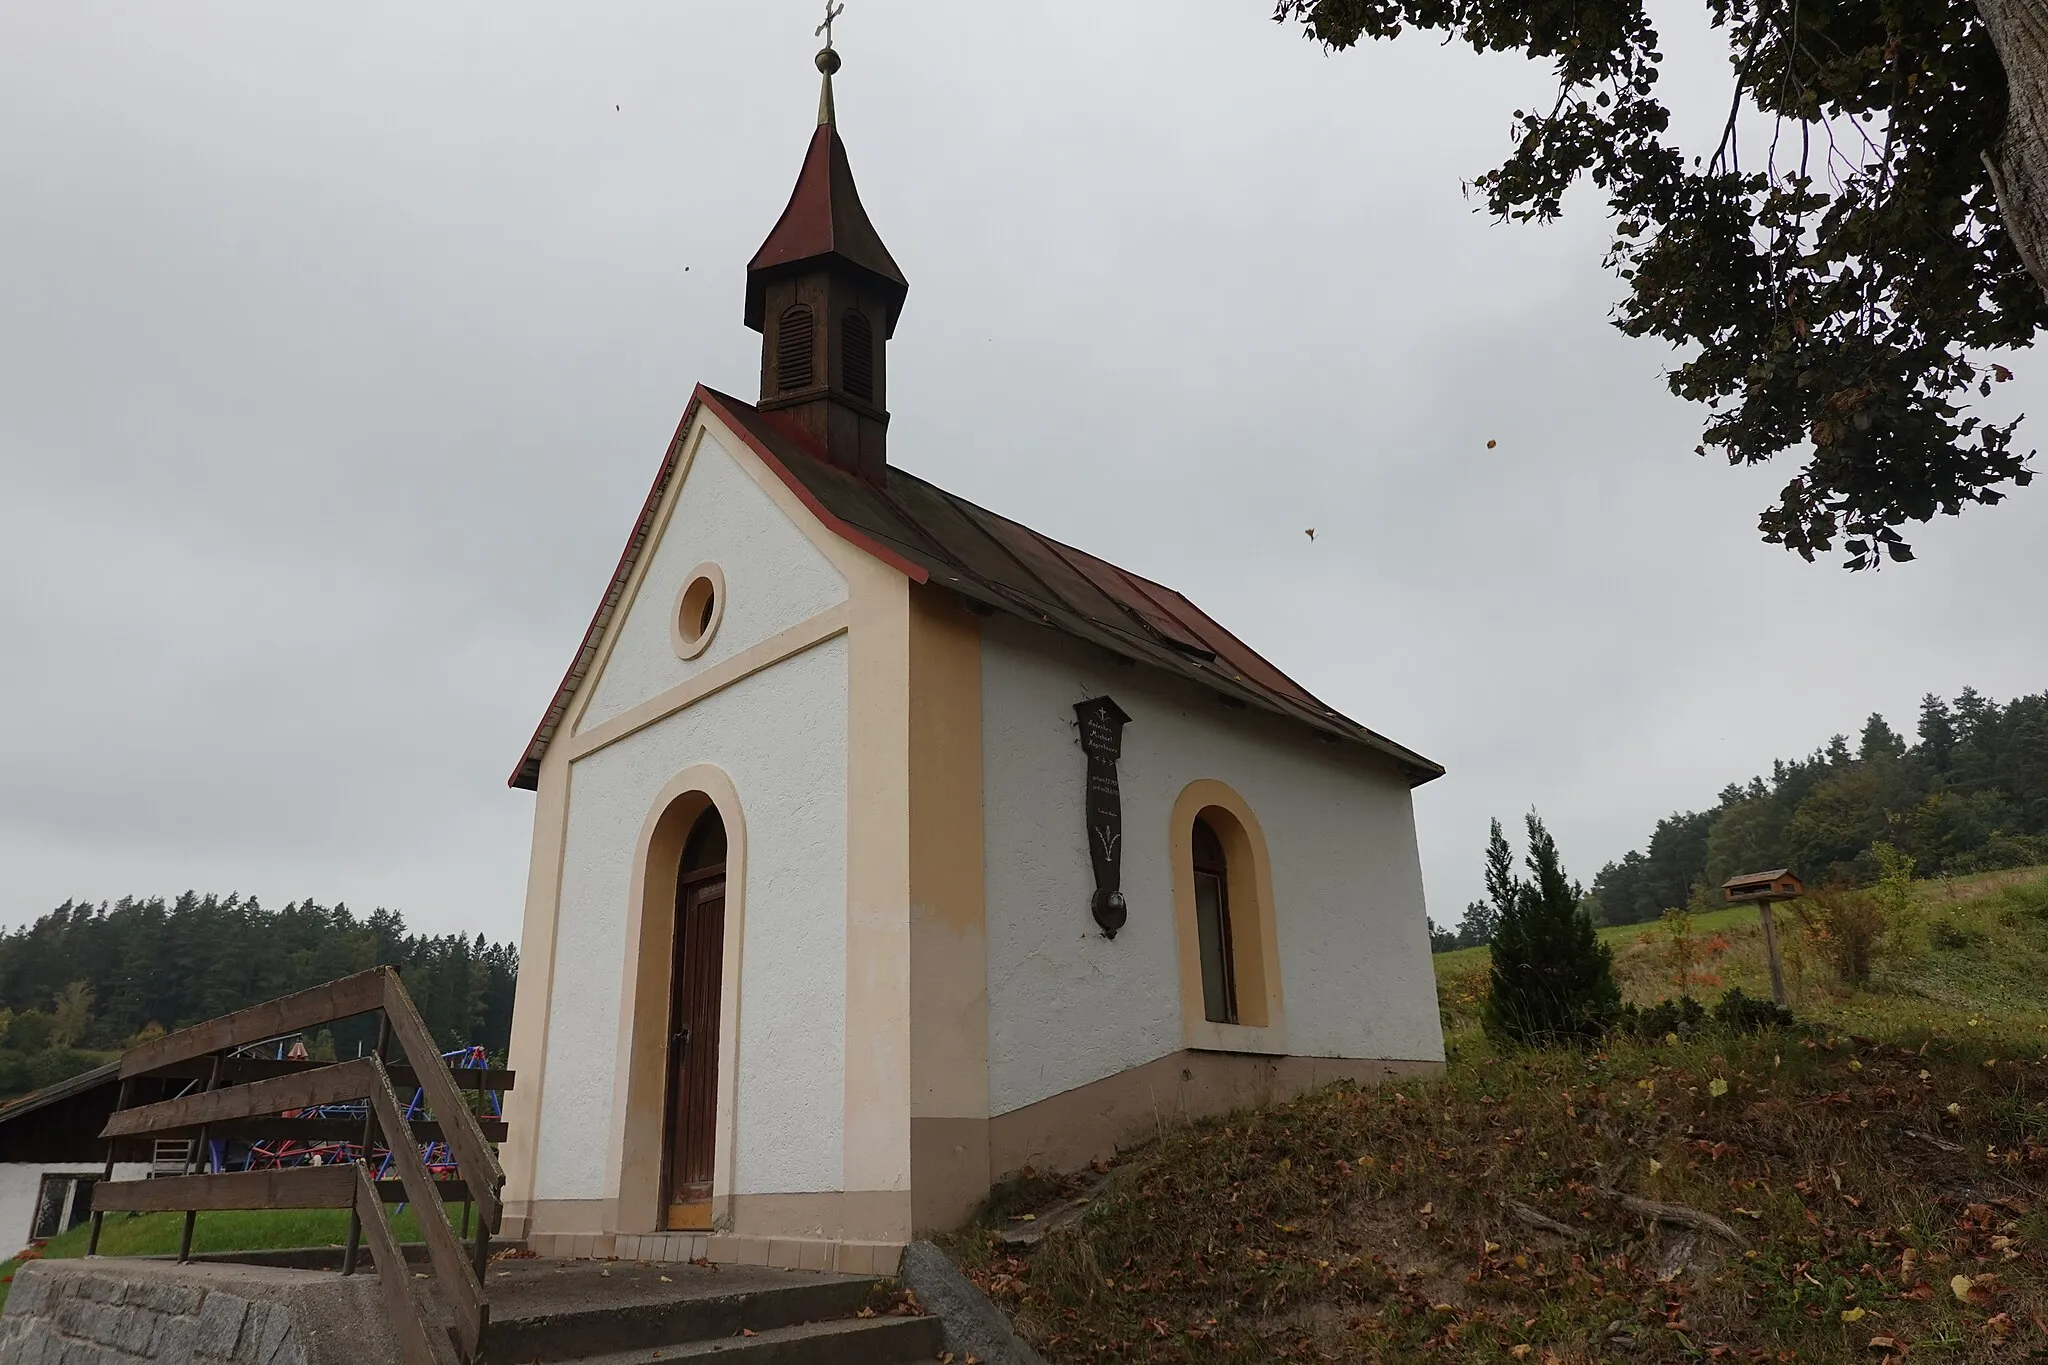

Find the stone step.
[
  {"left": 478, "top": 1260, "right": 888, "bottom": 1363},
  {"left": 566, "top": 1315, "right": 946, "bottom": 1363}
]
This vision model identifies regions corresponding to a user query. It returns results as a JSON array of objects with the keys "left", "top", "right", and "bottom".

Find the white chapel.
[{"left": 497, "top": 40, "right": 1446, "bottom": 1275}]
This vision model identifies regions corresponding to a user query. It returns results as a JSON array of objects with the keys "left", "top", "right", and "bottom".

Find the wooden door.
[{"left": 664, "top": 873, "right": 725, "bottom": 1228}]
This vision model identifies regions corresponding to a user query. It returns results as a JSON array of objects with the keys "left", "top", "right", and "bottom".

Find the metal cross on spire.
[{"left": 813, "top": 1, "right": 845, "bottom": 125}]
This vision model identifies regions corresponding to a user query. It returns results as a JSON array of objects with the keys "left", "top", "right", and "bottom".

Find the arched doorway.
[{"left": 664, "top": 804, "right": 727, "bottom": 1229}]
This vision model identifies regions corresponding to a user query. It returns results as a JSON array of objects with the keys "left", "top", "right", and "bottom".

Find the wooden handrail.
[
  {"left": 95, "top": 1167, "right": 357, "bottom": 1212},
  {"left": 136, "top": 1055, "right": 515, "bottom": 1092},
  {"left": 369, "top": 1056, "right": 488, "bottom": 1360},
  {"left": 94, "top": 1169, "right": 482, "bottom": 1213},
  {"left": 92, "top": 967, "right": 504, "bottom": 1364},
  {"left": 119, "top": 970, "right": 388, "bottom": 1078},
  {"left": 355, "top": 1162, "right": 442, "bottom": 1365},
  {"left": 100, "top": 1059, "right": 381, "bottom": 1139},
  {"left": 128, "top": 1116, "right": 508, "bottom": 1144},
  {"left": 378, "top": 972, "right": 503, "bottom": 1229}
]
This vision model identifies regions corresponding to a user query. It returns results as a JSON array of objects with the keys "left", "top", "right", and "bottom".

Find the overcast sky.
[{"left": 2, "top": 2, "right": 2043, "bottom": 943}]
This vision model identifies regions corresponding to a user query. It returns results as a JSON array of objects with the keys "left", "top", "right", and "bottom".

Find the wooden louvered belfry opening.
[
  {"left": 776, "top": 303, "right": 815, "bottom": 392},
  {"left": 841, "top": 308, "right": 875, "bottom": 402}
]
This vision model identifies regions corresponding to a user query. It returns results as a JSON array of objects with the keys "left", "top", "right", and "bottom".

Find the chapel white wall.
[
  {"left": 532, "top": 635, "right": 850, "bottom": 1204},
  {"left": 1, "top": 1163, "right": 151, "bottom": 1260},
  {"left": 980, "top": 617, "right": 1442, "bottom": 1118},
  {"left": 576, "top": 427, "right": 848, "bottom": 734}
]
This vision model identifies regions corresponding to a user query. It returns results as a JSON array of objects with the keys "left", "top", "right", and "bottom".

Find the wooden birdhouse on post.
[{"left": 1721, "top": 869, "right": 1805, "bottom": 1007}]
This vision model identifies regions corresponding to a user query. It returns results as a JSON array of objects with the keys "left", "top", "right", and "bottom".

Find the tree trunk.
[{"left": 1978, "top": 0, "right": 2048, "bottom": 298}]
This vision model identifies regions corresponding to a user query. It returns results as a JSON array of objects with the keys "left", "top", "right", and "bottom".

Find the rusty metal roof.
[
  {"left": 745, "top": 120, "right": 908, "bottom": 336},
  {"left": 509, "top": 388, "right": 1442, "bottom": 790}
]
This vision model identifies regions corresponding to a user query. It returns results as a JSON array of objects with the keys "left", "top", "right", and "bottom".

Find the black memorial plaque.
[{"left": 1073, "top": 695, "right": 1133, "bottom": 937}]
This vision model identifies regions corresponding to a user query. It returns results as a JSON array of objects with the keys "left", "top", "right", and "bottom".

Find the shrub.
[
  {"left": 1623, "top": 994, "right": 1709, "bottom": 1041},
  {"left": 1928, "top": 918, "right": 1986, "bottom": 950},
  {"left": 1793, "top": 887, "right": 1887, "bottom": 987},
  {"left": 1619, "top": 988, "right": 1792, "bottom": 1041},
  {"left": 1484, "top": 814, "right": 1622, "bottom": 1047},
  {"left": 1710, "top": 986, "right": 1794, "bottom": 1034}
]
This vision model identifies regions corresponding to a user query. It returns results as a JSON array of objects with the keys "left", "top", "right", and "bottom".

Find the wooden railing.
[{"left": 89, "top": 967, "right": 511, "bottom": 1365}]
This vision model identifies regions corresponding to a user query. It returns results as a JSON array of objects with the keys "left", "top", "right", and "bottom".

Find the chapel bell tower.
[{"left": 744, "top": 37, "right": 908, "bottom": 484}]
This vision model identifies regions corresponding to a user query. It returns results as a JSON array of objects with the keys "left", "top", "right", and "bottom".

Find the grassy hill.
[{"left": 953, "top": 869, "right": 2048, "bottom": 1362}]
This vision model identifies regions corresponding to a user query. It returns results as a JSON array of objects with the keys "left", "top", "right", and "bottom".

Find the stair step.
[
  {"left": 480, "top": 1263, "right": 885, "bottom": 1363},
  {"left": 564, "top": 1315, "right": 946, "bottom": 1363}
]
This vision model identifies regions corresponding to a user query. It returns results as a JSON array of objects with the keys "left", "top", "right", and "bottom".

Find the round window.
[{"left": 672, "top": 564, "right": 724, "bottom": 660}]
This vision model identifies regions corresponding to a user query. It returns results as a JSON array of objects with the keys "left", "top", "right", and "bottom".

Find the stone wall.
[{"left": 0, "top": 1258, "right": 404, "bottom": 1365}]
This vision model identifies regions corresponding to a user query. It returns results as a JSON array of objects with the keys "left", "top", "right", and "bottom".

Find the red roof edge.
[{"left": 507, "top": 385, "right": 927, "bottom": 791}]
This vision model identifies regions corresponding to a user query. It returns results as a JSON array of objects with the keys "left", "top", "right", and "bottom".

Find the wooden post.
[
  {"left": 469, "top": 1056, "right": 493, "bottom": 1283},
  {"left": 87, "top": 1077, "right": 133, "bottom": 1257},
  {"left": 1757, "top": 902, "right": 1789, "bottom": 1008},
  {"left": 179, "top": 1052, "right": 226, "bottom": 1263},
  {"left": 343, "top": 1014, "right": 392, "bottom": 1276}
]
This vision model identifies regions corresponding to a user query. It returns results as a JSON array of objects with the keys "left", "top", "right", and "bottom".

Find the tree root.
[
  {"left": 1594, "top": 1187, "right": 1748, "bottom": 1248},
  {"left": 1504, "top": 1198, "right": 1590, "bottom": 1243}
]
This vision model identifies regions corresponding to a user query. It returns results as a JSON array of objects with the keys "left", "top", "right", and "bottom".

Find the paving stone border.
[
  {"left": 0, "top": 1258, "right": 404, "bottom": 1365},
  {"left": 898, "top": 1241, "right": 1046, "bottom": 1365}
]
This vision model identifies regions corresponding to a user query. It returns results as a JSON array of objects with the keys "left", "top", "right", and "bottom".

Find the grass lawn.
[
  {"left": 955, "top": 866, "right": 2048, "bottom": 1362},
  {"left": 0, "top": 1206, "right": 428, "bottom": 1314}
]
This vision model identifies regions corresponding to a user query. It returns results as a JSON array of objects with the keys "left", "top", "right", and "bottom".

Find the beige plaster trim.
[
  {"left": 1169, "top": 780, "right": 1287, "bottom": 1053},
  {"left": 906, "top": 587, "right": 988, "bottom": 1234},
  {"left": 499, "top": 739, "right": 574, "bottom": 1229},
  {"left": 724, "top": 1190, "right": 914, "bottom": 1243},
  {"left": 669, "top": 561, "right": 726, "bottom": 661},
  {"left": 606, "top": 766, "right": 749, "bottom": 1236},
  {"left": 841, "top": 556, "right": 913, "bottom": 1208},
  {"left": 990, "top": 1049, "right": 1443, "bottom": 1178},
  {"left": 521, "top": 1198, "right": 617, "bottom": 1239},
  {"left": 567, "top": 604, "right": 850, "bottom": 763}
]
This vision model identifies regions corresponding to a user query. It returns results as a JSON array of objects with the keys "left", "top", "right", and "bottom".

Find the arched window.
[
  {"left": 841, "top": 309, "right": 875, "bottom": 401},
  {"left": 1172, "top": 781, "right": 1284, "bottom": 1048},
  {"left": 776, "top": 304, "right": 815, "bottom": 391},
  {"left": 1192, "top": 816, "right": 1238, "bottom": 1024}
]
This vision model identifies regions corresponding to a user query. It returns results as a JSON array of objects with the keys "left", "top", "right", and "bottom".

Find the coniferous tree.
[{"left": 1486, "top": 814, "right": 1621, "bottom": 1047}]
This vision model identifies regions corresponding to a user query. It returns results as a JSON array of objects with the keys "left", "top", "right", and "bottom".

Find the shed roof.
[
  {"left": 509, "top": 386, "right": 1443, "bottom": 791},
  {"left": 0, "top": 1061, "right": 117, "bottom": 1131},
  {"left": 1722, "top": 869, "right": 1796, "bottom": 887}
]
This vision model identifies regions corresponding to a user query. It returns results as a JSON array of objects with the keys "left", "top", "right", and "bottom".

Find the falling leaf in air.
[
  {"left": 1304, "top": 528, "right": 1316, "bottom": 541},
  {"left": 1487, "top": 439, "right": 1499, "bottom": 448},
  {"left": 1840, "top": 1307, "right": 1865, "bottom": 1322},
  {"left": 1709, "top": 1078, "right": 1729, "bottom": 1097}
]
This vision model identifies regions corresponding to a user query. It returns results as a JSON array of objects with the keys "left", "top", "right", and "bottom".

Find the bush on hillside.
[
  {"left": 1623, "top": 993, "right": 1710, "bottom": 1041},
  {"left": 1618, "top": 987, "right": 1794, "bottom": 1042},
  {"left": 1794, "top": 886, "right": 1888, "bottom": 986},
  {"left": 1484, "top": 814, "right": 1621, "bottom": 1047},
  {"left": 1709, "top": 986, "right": 1794, "bottom": 1033}
]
